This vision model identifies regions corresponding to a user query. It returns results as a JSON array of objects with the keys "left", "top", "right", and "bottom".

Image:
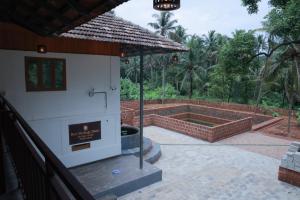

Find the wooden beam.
[
  {"left": 67, "top": 0, "right": 89, "bottom": 15},
  {"left": 0, "top": 0, "right": 130, "bottom": 36},
  {"left": 20, "top": 0, "right": 72, "bottom": 35},
  {"left": 33, "top": 0, "right": 72, "bottom": 25},
  {"left": 55, "top": 0, "right": 130, "bottom": 35},
  {"left": 0, "top": 23, "right": 121, "bottom": 56}
]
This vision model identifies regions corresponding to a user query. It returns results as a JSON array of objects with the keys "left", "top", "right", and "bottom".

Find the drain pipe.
[{"left": 139, "top": 48, "right": 144, "bottom": 169}]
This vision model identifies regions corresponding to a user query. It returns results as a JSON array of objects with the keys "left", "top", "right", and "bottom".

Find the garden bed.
[{"left": 122, "top": 101, "right": 274, "bottom": 142}]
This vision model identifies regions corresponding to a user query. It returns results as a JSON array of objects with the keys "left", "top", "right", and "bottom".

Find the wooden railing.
[
  {"left": 0, "top": 94, "right": 95, "bottom": 200},
  {"left": 0, "top": 114, "right": 5, "bottom": 195}
]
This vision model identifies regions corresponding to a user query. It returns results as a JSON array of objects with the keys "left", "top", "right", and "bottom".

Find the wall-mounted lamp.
[
  {"left": 37, "top": 45, "right": 47, "bottom": 53},
  {"left": 121, "top": 52, "right": 126, "bottom": 58},
  {"left": 172, "top": 54, "right": 179, "bottom": 63}
]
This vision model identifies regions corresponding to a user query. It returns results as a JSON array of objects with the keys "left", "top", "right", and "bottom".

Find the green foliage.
[
  {"left": 148, "top": 11, "right": 178, "bottom": 36},
  {"left": 208, "top": 65, "right": 230, "bottom": 101},
  {"left": 260, "top": 99, "right": 282, "bottom": 117},
  {"left": 216, "top": 30, "right": 259, "bottom": 103},
  {"left": 272, "top": 112, "right": 280, "bottom": 117},
  {"left": 121, "top": 78, "right": 139, "bottom": 100},
  {"left": 169, "top": 25, "right": 188, "bottom": 44},
  {"left": 296, "top": 110, "right": 300, "bottom": 125},
  {"left": 241, "top": 0, "right": 261, "bottom": 14},
  {"left": 263, "top": 0, "right": 300, "bottom": 39},
  {"left": 145, "top": 83, "right": 179, "bottom": 100},
  {"left": 219, "top": 30, "right": 257, "bottom": 75},
  {"left": 121, "top": 1, "right": 299, "bottom": 114},
  {"left": 242, "top": 0, "right": 291, "bottom": 14},
  {"left": 121, "top": 78, "right": 179, "bottom": 100}
]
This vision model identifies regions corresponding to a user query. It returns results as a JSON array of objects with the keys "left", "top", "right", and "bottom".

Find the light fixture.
[
  {"left": 37, "top": 45, "right": 47, "bottom": 53},
  {"left": 153, "top": 0, "right": 180, "bottom": 11},
  {"left": 172, "top": 54, "right": 179, "bottom": 63},
  {"left": 121, "top": 52, "right": 126, "bottom": 58},
  {"left": 125, "top": 59, "right": 130, "bottom": 64}
]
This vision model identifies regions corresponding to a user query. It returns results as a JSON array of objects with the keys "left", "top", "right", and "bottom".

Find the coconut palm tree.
[
  {"left": 148, "top": 12, "right": 178, "bottom": 37},
  {"left": 124, "top": 57, "right": 140, "bottom": 84},
  {"left": 259, "top": 45, "right": 300, "bottom": 134},
  {"left": 176, "top": 35, "right": 209, "bottom": 99},
  {"left": 169, "top": 25, "right": 188, "bottom": 44},
  {"left": 148, "top": 11, "right": 178, "bottom": 102},
  {"left": 203, "top": 31, "right": 219, "bottom": 67}
]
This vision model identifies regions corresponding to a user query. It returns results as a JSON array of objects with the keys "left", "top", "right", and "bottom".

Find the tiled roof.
[{"left": 61, "top": 13, "right": 188, "bottom": 56}]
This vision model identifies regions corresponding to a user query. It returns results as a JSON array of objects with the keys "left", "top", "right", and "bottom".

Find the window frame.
[{"left": 25, "top": 57, "right": 67, "bottom": 92}]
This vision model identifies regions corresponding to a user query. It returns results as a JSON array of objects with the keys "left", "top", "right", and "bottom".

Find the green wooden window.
[{"left": 25, "top": 57, "right": 66, "bottom": 91}]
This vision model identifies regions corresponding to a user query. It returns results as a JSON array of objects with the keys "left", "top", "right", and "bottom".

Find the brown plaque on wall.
[
  {"left": 69, "top": 121, "right": 101, "bottom": 145},
  {"left": 72, "top": 143, "right": 91, "bottom": 152}
]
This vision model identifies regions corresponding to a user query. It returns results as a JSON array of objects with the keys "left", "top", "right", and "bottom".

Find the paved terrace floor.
[{"left": 120, "top": 126, "right": 300, "bottom": 200}]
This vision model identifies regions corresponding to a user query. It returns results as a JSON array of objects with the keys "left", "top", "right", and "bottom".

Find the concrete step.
[
  {"left": 252, "top": 117, "right": 284, "bottom": 131},
  {"left": 142, "top": 137, "right": 153, "bottom": 155},
  {"left": 0, "top": 189, "right": 23, "bottom": 200},
  {"left": 122, "top": 137, "right": 162, "bottom": 164},
  {"left": 122, "top": 137, "right": 152, "bottom": 156},
  {"left": 144, "top": 142, "right": 162, "bottom": 164},
  {"left": 96, "top": 194, "right": 117, "bottom": 200},
  {"left": 71, "top": 156, "right": 162, "bottom": 199}
]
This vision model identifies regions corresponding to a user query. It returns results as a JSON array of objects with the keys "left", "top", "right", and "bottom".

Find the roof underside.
[
  {"left": 0, "top": 0, "right": 129, "bottom": 36},
  {"left": 61, "top": 13, "right": 188, "bottom": 56}
]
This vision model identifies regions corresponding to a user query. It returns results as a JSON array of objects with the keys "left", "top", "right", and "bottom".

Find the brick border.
[
  {"left": 278, "top": 167, "right": 300, "bottom": 187},
  {"left": 131, "top": 114, "right": 252, "bottom": 143},
  {"left": 121, "top": 99, "right": 296, "bottom": 117},
  {"left": 121, "top": 100, "right": 277, "bottom": 143},
  {"left": 169, "top": 112, "right": 232, "bottom": 125},
  {"left": 252, "top": 117, "right": 284, "bottom": 131}
]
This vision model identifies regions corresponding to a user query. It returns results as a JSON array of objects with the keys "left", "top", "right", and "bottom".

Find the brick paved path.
[
  {"left": 119, "top": 126, "right": 300, "bottom": 200},
  {"left": 218, "top": 131, "right": 290, "bottom": 160}
]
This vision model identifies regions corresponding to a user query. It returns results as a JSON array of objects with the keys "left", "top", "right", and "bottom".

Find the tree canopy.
[{"left": 121, "top": 0, "right": 300, "bottom": 118}]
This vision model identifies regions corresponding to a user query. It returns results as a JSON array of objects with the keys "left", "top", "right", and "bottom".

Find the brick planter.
[
  {"left": 169, "top": 112, "right": 231, "bottom": 125},
  {"left": 278, "top": 142, "right": 300, "bottom": 187},
  {"left": 121, "top": 99, "right": 295, "bottom": 117},
  {"left": 121, "top": 100, "right": 273, "bottom": 142},
  {"left": 131, "top": 114, "right": 252, "bottom": 143},
  {"left": 278, "top": 167, "right": 300, "bottom": 187}
]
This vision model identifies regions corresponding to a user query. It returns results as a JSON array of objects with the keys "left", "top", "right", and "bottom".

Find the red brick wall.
[
  {"left": 121, "top": 100, "right": 162, "bottom": 110},
  {"left": 121, "top": 100, "right": 270, "bottom": 142},
  {"left": 152, "top": 115, "right": 211, "bottom": 141},
  {"left": 121, "top": 108, "right": 135, "bottom": 125},
  {"left": 189, "top": 105, "right": 272, "bottom": 125},
  {"left": 124, "top": 103, "right": 272, "bottom": 125},
  {"left": 278, "top": 167, "right": 300, "bottom": 187},
  {"left": 121, "top": 101, "right": 140, "bottom": 110},
  {"left": 121, "top": 99, "right": 295, "bottom": 117},
  {"left": 163, "top": 99, "right": 295, "bottom": 117},
  {"left": 211, "top": 117, "right": 252, "bottom": 142},
  {"left": 131, "top": 114, "right": 252, "bottom": 143},
  {"left": 143, "top": 105, "right": 188, "bottom": 116},
  {"left": 132, "top": 115, "right": 154, "bottom": 127},
  {"left": 169, "top": 112, "right": 231, "bottom": 125}
]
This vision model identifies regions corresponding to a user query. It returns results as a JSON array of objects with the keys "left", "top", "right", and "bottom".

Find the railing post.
[
  {"left": 0, "top": 103, "right": 6, "bottom": 194},
  {"left": 0, "top": 95, "right": 95, "bottom": 200},
  {"left": 45, "top": 159, "right": 55, "bottom": 200},
  {"left": 0, "top": 134, "right": 5, "bottom": 195}
]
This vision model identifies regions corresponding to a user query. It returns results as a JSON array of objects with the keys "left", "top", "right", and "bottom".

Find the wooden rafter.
[{"left": 0, "top": 0, "right": 130, "bottom": 36}]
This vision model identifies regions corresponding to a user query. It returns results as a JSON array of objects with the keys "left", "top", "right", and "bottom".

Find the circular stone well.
[{"left": 121, "top": 126, "right": 140, "bottom": 150}]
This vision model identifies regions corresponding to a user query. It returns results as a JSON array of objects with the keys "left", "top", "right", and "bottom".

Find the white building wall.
[{"left": 0, "top": 49, "right": 121, "bottom": 167}]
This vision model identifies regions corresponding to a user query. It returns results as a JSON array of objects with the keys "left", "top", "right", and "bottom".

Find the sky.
[{"left": 115, "top": 0, "right": 271, "bottom": 37}]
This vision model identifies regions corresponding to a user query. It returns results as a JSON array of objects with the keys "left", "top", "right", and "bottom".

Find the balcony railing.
[{"left": 0, "top": 94, "right": 95, "bottom": 200}]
